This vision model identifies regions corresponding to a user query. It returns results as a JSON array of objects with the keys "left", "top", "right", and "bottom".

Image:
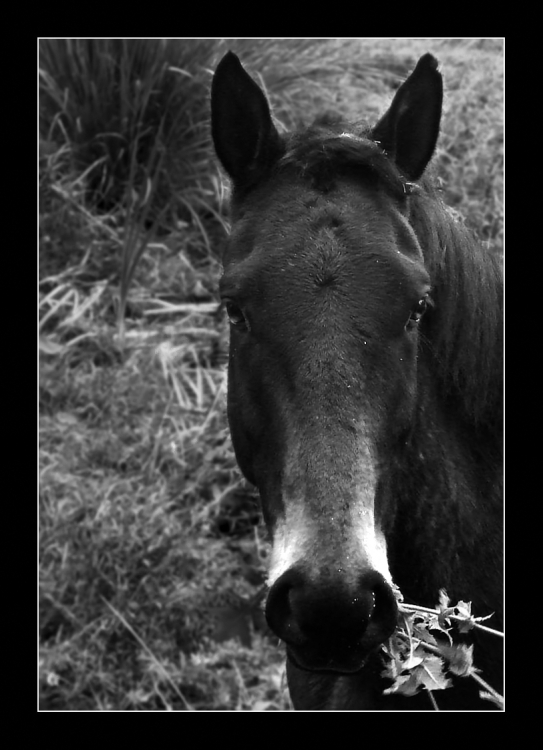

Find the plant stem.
[
  {"left": 399, "top": 603, "right": 504, "bottom": 638},
  {"left": 460, "top": 620, "right": 503, "bottom": 638},
  {"left": 469, "top": 672, "right": 504, "bottom": 704},
  {"left": 427, "top": 690, "right": 439, "bottom": 710}
]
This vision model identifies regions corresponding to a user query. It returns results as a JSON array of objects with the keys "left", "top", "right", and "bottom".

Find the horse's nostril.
[
  {"left": 266, "top": 568, "right": 307, "bottom": 646},
  {"left": 359, "top": 570, "right": 398, "bottom": 641}
]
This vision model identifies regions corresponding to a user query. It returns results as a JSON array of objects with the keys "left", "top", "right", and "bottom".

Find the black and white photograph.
[{"left": 39, "top": 38, "right": 504, "bottom": 711}]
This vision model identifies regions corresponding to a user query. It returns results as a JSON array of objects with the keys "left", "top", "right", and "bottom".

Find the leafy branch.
[{"left": 381, "top": 588, "right": 503, "bottom": 710}]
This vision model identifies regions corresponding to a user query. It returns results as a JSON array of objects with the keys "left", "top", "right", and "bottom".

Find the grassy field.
[{"left": 39, "top": 38, "right": 503, "bottom": 711}]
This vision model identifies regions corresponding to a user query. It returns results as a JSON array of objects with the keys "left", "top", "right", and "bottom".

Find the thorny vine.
[{"left": 381, "top": 588, "right": 504, "bottom": 710}]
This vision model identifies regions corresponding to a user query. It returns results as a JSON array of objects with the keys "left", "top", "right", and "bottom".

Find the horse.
[{"left": 211, "top": 51, "right": 503, "bottom": 710}]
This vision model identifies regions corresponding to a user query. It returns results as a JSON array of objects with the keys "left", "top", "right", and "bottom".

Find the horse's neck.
[{"left": 389, "top": 371, "right": 502, "bottom": 612}]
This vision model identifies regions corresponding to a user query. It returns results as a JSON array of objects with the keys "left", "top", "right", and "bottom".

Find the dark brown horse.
[{"left": 211, "top": 51, "right": 503, "bottom": 710}]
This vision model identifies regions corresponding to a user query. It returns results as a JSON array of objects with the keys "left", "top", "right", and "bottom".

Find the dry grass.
[{"left": 39, "top": 38, "right": 503, "bottom": 711}]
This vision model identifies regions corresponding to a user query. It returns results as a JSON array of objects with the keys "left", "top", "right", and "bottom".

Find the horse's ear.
[
  {"left": 371, "top": 53, "right": 443, "bottom": 181},
  {"left": 211, "top": 51, "right": 282, "bottom": 189}
]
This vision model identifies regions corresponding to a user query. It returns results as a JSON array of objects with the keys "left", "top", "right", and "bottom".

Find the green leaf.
[
  {"left": 438, "top": 588, "right": 450, "bottom": 609},
  {"left": 418, "top": 654, "right": 452, "bottom": 692},
  {"left": 437, "top": 590, "right": 456, "bottom": 624},
  {"left": 403, "top": 653, "right": 424, "bottom": 670},
  {"left": 411, "top": 618, "right": 439, "bottom": 646},
  {"left": 455, "top": 600, "right": 472, "bottom": 618},
  {"left": 438, "top": 643, "right": 476, "bottom": 677},
  {"left": 383, "top": 671, "right": 422, "bottom": 697}
]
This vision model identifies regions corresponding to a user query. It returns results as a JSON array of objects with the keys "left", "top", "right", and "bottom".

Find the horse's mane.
[
  {"left": 276, "top": 117, "right": 503, "bottom": 437},
  {"left": 409, "top": 182, "right": 503, "bottom": 435}
]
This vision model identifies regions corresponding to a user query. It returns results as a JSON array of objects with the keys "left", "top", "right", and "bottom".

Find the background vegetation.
[{"left": 39, "top": 38, "right": 503, "bottom": 711}]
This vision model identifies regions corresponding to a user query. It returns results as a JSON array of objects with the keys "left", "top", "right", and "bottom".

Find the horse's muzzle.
[{"left": 265, "top": 566, "right": 398, "bottom": 673}]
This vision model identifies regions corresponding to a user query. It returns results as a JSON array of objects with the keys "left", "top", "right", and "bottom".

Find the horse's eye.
[
  {"left": 225, "top": 301, "right": 249, "bottom": 330},
  {"left": 406, "top": 296, "right": 430, "bottom": 329}
]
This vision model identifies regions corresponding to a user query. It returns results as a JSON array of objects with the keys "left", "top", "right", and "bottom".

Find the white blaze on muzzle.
[{"left": 267, "top": 438, "right": 393, "bottom": 589}]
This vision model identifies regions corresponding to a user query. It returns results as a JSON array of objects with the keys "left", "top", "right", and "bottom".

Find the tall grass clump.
[
  {"left": 39, "top": 39, "right": 218, "bottom": 219},
  {"left": 39, "top": 39, "right": 227, "bottom": 333}
]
